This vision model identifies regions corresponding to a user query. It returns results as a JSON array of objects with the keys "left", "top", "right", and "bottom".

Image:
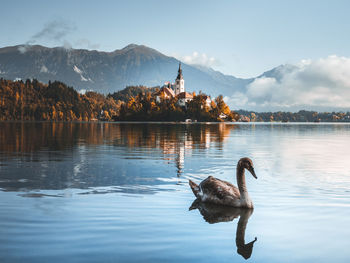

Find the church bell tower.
[{"left": 174, "top": 62, "right": 185, "bottom": 95}]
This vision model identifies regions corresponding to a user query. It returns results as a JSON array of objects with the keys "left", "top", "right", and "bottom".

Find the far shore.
[{"left": 1, "top": 120, "right": 350, "bottom": 124}]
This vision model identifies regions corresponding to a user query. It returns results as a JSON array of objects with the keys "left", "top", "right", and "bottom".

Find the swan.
[{"left": 189, "top": 157, "right": 257, "bottom": 208}]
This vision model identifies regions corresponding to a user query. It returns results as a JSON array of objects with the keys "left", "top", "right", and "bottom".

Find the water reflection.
[
  {"left": 0, "top": 122, "right": 233, "bottom": 153},
  {"left": 0, "top": 122, "right": 235, "bottom": 192},
  {"left": 110, "top": 123, "right": 233, "bottom": 176},
  {"left": 190, "top": 199, "right": 257, "bottom": 260}
]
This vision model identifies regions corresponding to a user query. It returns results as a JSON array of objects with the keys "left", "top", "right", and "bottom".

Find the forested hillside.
[
  {"left": 0, "top": 79, "right": 120, "bottom": 121},
  {"left": 0, "top": 79, "right": 237, "bottom": 122},
  {"left": 108, "top": 85, "right": 158, "bottom": 102}
]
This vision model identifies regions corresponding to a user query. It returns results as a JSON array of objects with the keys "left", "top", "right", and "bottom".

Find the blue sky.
[{"left": 2, "top": 0, "right": 350, "bottom": 78}]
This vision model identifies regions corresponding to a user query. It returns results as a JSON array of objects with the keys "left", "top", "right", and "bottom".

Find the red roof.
[
  {"left": 177, "top": 92, "right": 193, "bottom": 99},
  {"left": 154, "top": 87, "right": 175, "bottom": 97}
]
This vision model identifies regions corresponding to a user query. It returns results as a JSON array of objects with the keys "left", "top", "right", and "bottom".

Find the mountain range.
[{"left": 0, "top": 44, "right": 285, "bottom": 102}]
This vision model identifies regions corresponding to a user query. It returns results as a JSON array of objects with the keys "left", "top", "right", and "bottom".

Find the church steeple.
[
  {"left": 174, "top": 62, "right": 185, "bottom": 95},
  {"left": 176, "top": 62, "right": 183, "bottom": 80}
]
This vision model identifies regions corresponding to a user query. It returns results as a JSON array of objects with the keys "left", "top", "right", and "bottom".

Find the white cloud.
[
  {"left": 226, "top": 55, "right": 350, "bottom": 111},
  {"left": 224, "top": 92, "right": 249, "bottom": 107},
  {"left": 63, "top": 40, "right": 72, "bottom": 50},
  {"left": 247, "top": 77, "right": 276, "bottom": 98},
  {"left": 17, "top": 19, "right": 77, "bottom": 53},
  {"left": 18, "top": 46, "right": 28, "bottom": 54},
  {"left": 176, "top": 51, "right": 219, "bottom": 68},
  {"left": 32, "top": 19, "right": 75, "bottom": 42},
  {"left": 18, "top": 19, "right": 98, "bottom": 53}
]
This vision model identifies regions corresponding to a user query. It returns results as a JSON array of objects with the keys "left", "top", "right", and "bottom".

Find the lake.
[{"left": 0, "top": 122, "right": 350, "bottom": 263}]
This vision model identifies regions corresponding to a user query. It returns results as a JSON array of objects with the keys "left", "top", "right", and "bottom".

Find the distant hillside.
[
  {"left": 237, "top": 109, "right": 350, "bottom": 122},
  {"left": 0, "top": 44, "right": 251, "bottom": 96}
]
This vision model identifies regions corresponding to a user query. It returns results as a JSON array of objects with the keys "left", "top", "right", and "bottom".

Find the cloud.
[
  {"left": 18, "top": 19, "right": 78, "bottom": 53},
  {"left": 32, "top": 19, "right": 76, "bottom": 42},
  {"left": 225, "top": 55, "right": 350, "bottom": 111},
  {"left": 176, "top": 51, "right": 219, "bottom": 68},
  {"left": 18, "top": 20, "right": 100, "bottom": 53},
  {"left": 18, "top": 46, "right": 28, "bottom": 54}
]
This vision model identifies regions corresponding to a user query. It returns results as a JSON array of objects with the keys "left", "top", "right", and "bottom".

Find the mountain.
[
  {"left": 256, "top": 64, "right": 298, "bottom": 81},
  {"left": 0, "top": 44, "right": 252, "bottom": 96}
]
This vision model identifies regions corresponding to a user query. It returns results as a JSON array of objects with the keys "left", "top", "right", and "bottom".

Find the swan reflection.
[{"left": 189, "top": 199, "right": 257, "bottom": 259}]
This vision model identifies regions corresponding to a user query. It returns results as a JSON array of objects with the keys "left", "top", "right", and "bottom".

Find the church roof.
[
  {"left": 176, "top": 62, "right": 183, "bottom": 80},
  {"left": 154, "top": 87, "right": 175, "bottom": 97},
  {"left": 164, "top": 87, "right": 175, "bottom": 97},
  {"left": 177, "top": 92, "right": 193, "bottom": 99}
]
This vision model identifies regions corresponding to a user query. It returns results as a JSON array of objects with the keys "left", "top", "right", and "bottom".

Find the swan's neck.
[{"left": 236, "top": 165, "right": 253, "bottom": 207}]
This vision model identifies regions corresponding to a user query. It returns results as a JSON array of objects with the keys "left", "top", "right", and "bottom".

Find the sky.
[{"left": 2, "top": 0, "right": 350, "bottom": 78}]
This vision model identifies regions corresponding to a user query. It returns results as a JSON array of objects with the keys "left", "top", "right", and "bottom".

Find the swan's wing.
[
  {"left": 221, "top": 180, "right": 241, "bottom": 197},
  {"left": 199, "top": 176, "right": 240, "bottom": 201}
]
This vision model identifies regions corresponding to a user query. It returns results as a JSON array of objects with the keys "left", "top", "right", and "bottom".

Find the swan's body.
[{"left": 189, "top": 157, "right": 257, "bottom": 208}]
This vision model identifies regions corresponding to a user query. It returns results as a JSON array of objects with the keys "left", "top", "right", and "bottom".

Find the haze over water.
[{"left": 0, "top": 122, "right": 350, "bottom": 262}]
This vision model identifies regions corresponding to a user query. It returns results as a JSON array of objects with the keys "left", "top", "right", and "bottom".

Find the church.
[
  {"left": 174, "top": 62, "right": 185, "bottom": 95},
  {"left": 154, "top": 63, "right": 193, "bottom": 107}
]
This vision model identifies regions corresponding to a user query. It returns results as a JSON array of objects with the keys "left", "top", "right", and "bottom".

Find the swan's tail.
[
  {"left": 189, "top": 180, "right": 200, "bottom": 198},
  {"left": 189, "top": 199, "right": 200, "bottom": 211}
]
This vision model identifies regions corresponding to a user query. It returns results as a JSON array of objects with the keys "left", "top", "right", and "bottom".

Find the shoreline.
[{"left": 1, "top": 120, "right": 350, "bottom": 125}]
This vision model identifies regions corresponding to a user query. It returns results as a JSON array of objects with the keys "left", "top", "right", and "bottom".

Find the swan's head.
[{"left": 239, "top": 157, "right": 257, "bottom": 179}]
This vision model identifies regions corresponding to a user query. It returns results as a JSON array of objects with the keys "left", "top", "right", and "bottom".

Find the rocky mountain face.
[{"left": 0, "top": 44, "right": 254, "bottom": 96}]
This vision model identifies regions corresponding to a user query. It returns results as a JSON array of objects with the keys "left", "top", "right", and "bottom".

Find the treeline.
[
  {"left": 0, "top": 79, "right": 120, "bottom": 121},
  {"left": 108, "top": 85, "right": 158, "bottom": 102},
  {"left": 3, "top": 78, "right": 350, "bottom": 123},
  {"left": 237, "top": 110, "right": 350, "bottom": 122},
  {"left": 0, "top": 79, "right": 238, "bottom": 122},
  {"left": 118, "top": 93, "right": 238, "bottom": 121}
]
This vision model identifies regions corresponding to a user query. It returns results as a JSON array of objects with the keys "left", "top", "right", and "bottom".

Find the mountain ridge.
[{"left": 0, "top": 43, "right": 284, "bottom": 100}]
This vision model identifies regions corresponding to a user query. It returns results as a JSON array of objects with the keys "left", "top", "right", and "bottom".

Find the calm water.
[{"left": 0, "top": 122, "right": 350, "bottom": 263}]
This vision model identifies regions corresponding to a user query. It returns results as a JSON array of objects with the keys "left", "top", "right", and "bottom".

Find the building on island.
[
  {"left": 177, "top": 91, "right": 193, "bottom": 107},
  {"left": 154, "top": 62, "right": 198, "bottom": 107},
  {"left": 174, "top": 63, "right": 185, "bottom": 96},
  {"left": 154, "top": 84, "right": 175, "bottom": 103}
]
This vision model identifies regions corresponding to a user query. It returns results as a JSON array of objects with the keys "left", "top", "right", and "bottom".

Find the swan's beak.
[{"left": 249, "top": 167, "right": 257, "bottom": 179}]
